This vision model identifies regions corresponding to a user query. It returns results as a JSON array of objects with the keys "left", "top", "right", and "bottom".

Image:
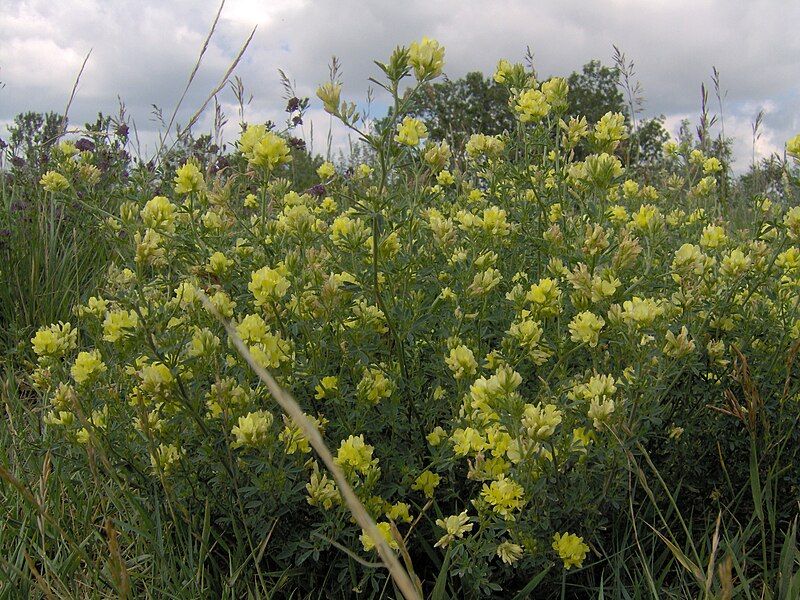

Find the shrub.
[{"left": 17, "top": 41, "right": 800, "bottom": 597}]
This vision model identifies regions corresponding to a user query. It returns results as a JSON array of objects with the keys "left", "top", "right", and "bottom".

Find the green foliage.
[
  {"left": 410, "top": 72, "right": 515, "bottom": 150},
  {"left": 2, "top": 42, "right": 800, "bottom": 600}
]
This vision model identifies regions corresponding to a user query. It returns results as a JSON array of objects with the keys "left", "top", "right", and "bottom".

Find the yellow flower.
[
  {"left": 434, "top": 511, "right": 472, "bottom": 548},
  {"left": 316, "top": 161, "right": 335, "bottom": 180},
  {"left": 663, "top": 326, "right": 696, "bottom": 359},
  {"left": 515, "top": 88, "right": 550, "bottom": 123},
  {"left": 436, "top": 169, "right": 455, "bottom": 186},
  {"left": 693, "top": 176, "right": 717, "bottom": 197},
  {"left": 71, "top": 349, "right": 107, "bottom": 385},
  {"left": 386, "top": 502, "right": 413, "bottom": 524},
  {"left": 703, "top": 157, "right": 723, "bottom": 174},
  {"left": 74, "top": 406, "right": 107, "bottom": 445},
  {"left": 102, "top": 309, "right": 139, "bottom": 343},
  {"left": 141, "top": 195, "right": 175, "bottom": 229},
  {"left": 700, "top": 224, "right": 728, "bottom": 249},
  {"left": 720, "top": 248, "right": 751, "bottom": 278},
  {"left": 423, "top": 141, "right": 452, "bottom": 171},
  {"left": 306, "top": 464, "right": 340, "bottom": 509},
  {"left": 783, "top": 206, "right": 800, "bottom": 238},
  {"left": 526, "top": 278, "right": 562, "bottom": 316},
  {"left": 541, "top": 77, "right": 569, "bottom": 111},
  {"left": 138, "top": 361, "right": 174, "bottom": 397},
  {"left": 39, "top": 171, "right": 69, "bottom": 192},
  {"left": 497, "top": 541, "right": 524, "bottom": 565},
  {"left": 522, "top": 403, "right": 562, "bottom": 440},
  {"left": 151, "top": 443, "right": 183, "bottom": 474},
  {"left": 426, "top": 426, "right": 447, "bottom": 446},
  {"left": 174, "top": 162, "right": 204, "bottom": 194},
  {"left": 231, "top": 410, "right": 274, "bottom": 448},
  {"left": 787, "top": 133, "right": 800, "bottom": 158},
  {"left": 314, "top": 376, "right": 339, "bottom": 399},
  {"left": 239, "top": 124, "right": 266, "bottom": 156},
  {"left": 208, "top": 251, "right": 233, "bottom": 275},
  {"left": 251, "top": 132, "right": 292, "bottom": 170},
  {"left": 465, "top": 133, "right": 505, "bottom": 158},
  {"left": 621, "top": 179, "right": 639, "bottom": 198},
  {"left": 395, "top": 116, "right": 428, "bottom": 146},
  {"left": 280, "top": 414, "right": 326, "bottom": 455},
  {"left": 493, "top": 59, "right": 514, "bottom": 83},
  {"left": 569, "top": 311, "right": 605, "bottom": 347},
  {"left": 482, "top": 206, "right": 511, "bottom": 237},
  {"left": 31, "top": 322, "right": 77, "bottom": 358},
  {"left": 630, "top": 204, "right": 662, "bottom": 233},
  {"left": 577, "top": 374, "right": 617, "bottom": 401},
  {"left": 552, "top": 532, "right": 589, "bottom": 569},
  {"left": 621, "top": 297, "right": 664, "bottom": 328},
  {"left": 446, "top": 345, "right": 478, "bottom": 379},
  {"left": 412, "top": 470, "right": 441, "bottom": 498},
  {"left": 593, "top": 111, "right": 628, "bottom": 152},
  {"left": 356, "top": 367, "right": 394, "bottom": 404},
  {"left": 408, "top": 37, "right": 445, "bottom": 80},
  {"left": 335, "top": 434, "right": 375, "bottom": 475},
  {"left": 588, "top": 397, "right": 615, "bottom": 429},
  {"left": 360, "top": 521, "right": 399, "bottom": 552},
  {"left": 316, "top": 82, "right": 342, "bottom": 114},
  {"left": 583, "top": 153, "right": 624, "bottom": 188},
  {"left": 468, "top": 268, "right": 502, "bottom": 296},
  {"left": 248, "top": 333, "right": 292, "bottom": 369},
  {"left": 481, "top": 475, "right": 525, "bottom": 519},
  {"left": 451, "top": 427, "right": 486, "bottom": 456},
  {"left": 249, "top": 266, "right": 290, "bottom": 306},
  {"left": 690, "top": 149, "right": 706, "bottom": 165}
]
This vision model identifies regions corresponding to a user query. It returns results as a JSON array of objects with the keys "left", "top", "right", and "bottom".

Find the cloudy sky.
[{"left": 1, "top": 0, "right": 797, "bottom": 170}]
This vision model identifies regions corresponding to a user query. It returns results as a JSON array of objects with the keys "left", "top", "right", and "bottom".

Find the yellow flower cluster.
[
  {"left": 335, "top": 434, "right": 376, "bottom": 475},
  {"left": 395, "top": 116, "right": 428, "bottom": 146},
  {"left": 481, "top": 475, "right": 526, "bottom": 519},
  {"left": 40, "top": 170, "right": 70, "bottom": 192},
  {"left": 71, "top": 349, "right": 107, "bottom": 385},
  {"left": 434, "top": 511, "right": 472, "bottom": 547},
  {"left": 249, "top": 266, "right": 290, "bottom": 306},
  {"left": 31, "top": 322, "right": 77, "bottom": 359},
  {"left": 174, "top": 162, "right": 204, "bottom": 194},
  {"left": 239, "top": 125, "right": 292, "bottom": 171},
  {"left": 515, "top": 88, "right": 550, "bottom": 123},
  {"left": 408, "top": 36, "right": 445, "bottom": 80},
  {"left": 231, "top": 410, "right": 274, "bottom": 448},
  {"left": 552, "top": 532, "right": 589, "bottom": 569},
  {"left": 445, "top": 345, "right": 478, "bottom": 379}
]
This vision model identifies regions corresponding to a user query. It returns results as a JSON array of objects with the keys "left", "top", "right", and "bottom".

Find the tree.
[
  {"left": 376, "top": 72, "right": 514, "bottom": 151},
  {"left": 566, "top": 60, "right": 625, "bottom": 125},
  {"left": 376, "top": 59, "right": 670, "bottom": 166},
  {"left": 7, "top": 111, "right": 63, "bottom": 167}
]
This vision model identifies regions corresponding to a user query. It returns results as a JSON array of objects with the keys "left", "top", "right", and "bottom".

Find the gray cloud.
[{"left": 1, "top": 0, "right": 797, "bottom": 169}]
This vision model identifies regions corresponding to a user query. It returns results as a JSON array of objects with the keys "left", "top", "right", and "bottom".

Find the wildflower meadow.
[{"left": 1, "top": 33, "right": 799, "bottom": 600}]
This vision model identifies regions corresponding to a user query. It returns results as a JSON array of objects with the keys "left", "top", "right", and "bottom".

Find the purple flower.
[
  {"left": 307, "top": 184, "right": 326, "bottom": 198},
  {"left": 75, "top": 138, "right": 95, "bottom": 152}
]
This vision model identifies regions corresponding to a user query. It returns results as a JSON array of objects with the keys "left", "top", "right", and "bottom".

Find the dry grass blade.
[
  {"left": 164, "top": 24, "right": 256, "bottom": 159},
  {"left": 704, "top": 512, "right": 722, "bottom": 597},
  {"left": 106, "top": 518, "right": 131, "bottom": 598},
  {"left": 61, "top": 49, "right": 92, "bottom": 136},
  {"left": 197, "top": 290, "right": 421, "bottom": 600},
  {"left": 155, "top": 0, "right": 226, "bottom": 162},
  {"left": 645, "top": 523, "right": 705, "bottom": 585}
]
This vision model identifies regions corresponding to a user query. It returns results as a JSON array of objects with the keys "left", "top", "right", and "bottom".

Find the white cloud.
[{"left": 0, "top": 0, "right": 797, "bottom": 171}]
